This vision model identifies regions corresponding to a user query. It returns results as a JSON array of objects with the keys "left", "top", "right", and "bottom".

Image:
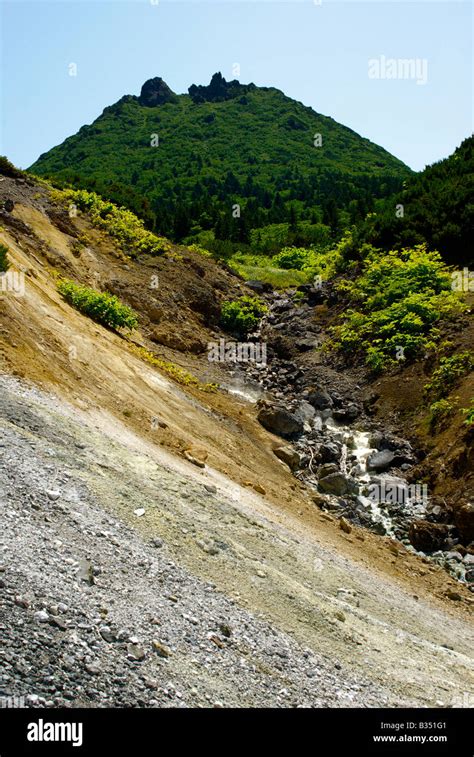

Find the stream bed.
[{"left": 222, "top": 292, "right": 473, "bottom": 587}]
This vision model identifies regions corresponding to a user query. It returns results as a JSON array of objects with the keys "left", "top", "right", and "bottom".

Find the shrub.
[
  {"left": 331, "top": 244, "right": 466, "bottom": 372},
  {"left": 52, "top": 189, "right": 172, "bottom": 258},
  {"left": 462, "top": 399, "right": 474, "bottom": 427},
  {"left": 220, "top": 296, "right": 268, "bottom": 336},
  {"left": 0, "top": 156, "right": 23, "bottom": 178},
  {"left": 273, "top": 247, "right": 310, "bottom": 270},
  {"left": 0, "top": 243, "right": 9, "bottom": 272},
  {"left": 429, "top": 399, "right": 454, "bottom": 431},
  {"left": 424, "top": 352, "right": 473, "bottom": 401},
  {"left": 57, "top": 278, "right": 138, "bottom": 330},
  {"left": 187, "top": 243, "right": 212, "bottom": 258}
]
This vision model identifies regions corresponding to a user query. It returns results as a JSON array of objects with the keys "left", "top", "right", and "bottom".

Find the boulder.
[
  {"left": 152, "top": 640, "right": 171, "bottom": 658},
  {"left": 184, "top": 447, "right": 208, "bottom": 468},
  {"left": 307, "top": 389, "right": 333, "bottom": 410},
  {"left": 333, "top": 404, "right": 360, "bottom": 424},
  {"left": 318, "top": 442, "right": 341, "bottom": 463},
  {"left": 257, "top": 407, "right": 304, "bottom": 439},
  {"left": 245, "top": 280, "right": 272, "bottom": 293},
  {"left": 454, "top": 502, "right": 474, "bottom": 544},
  {"left": 267, "top": 335, "right": 294, "bottom": 360},
  {"left": 271, "top": 299, "right": 293, "bottom": 313},
  {"left": 318, "top": 473, "right": 358, "bottom": 496},
  {"left": 318, "top": 463, "right": 339, "bottom": 478},
  {"left": 295, "top": 337, "right": 320, "bottom": 352},
  {"left": 369, "top": 431, "right": 412, "bottom": 452},
  {"left": 293, "top": 400, "right": 316, "bottom": 425},
  {"left": 307, "top": 288, "right": 325, "bottom": 306},
  {"left": 273, "top": 446, "right": 301, "bottom": 471},
  {"left": 367, "top": 450, "right": 396, "bottom": 472},
  {"left": 408, "top": 520, "right": 449, "bottom": 552}
]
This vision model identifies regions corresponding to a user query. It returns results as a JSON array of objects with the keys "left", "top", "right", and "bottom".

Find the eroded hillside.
[{"left": 0, "top": 173, "right": 473, "bottom": 708}]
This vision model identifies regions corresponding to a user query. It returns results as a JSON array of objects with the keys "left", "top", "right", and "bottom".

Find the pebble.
[
  {"left": 99, "top": 626, "right": 115, "bottom": 643},
  {"left": 127, "top": 643, "right": 146, "bottom": 661},
  {"left": 339, "top": 517, "right": 352, "bottom": 534},
  {"left": 85, "top": 662, "right": 101, "bottom": 675},
  {"left": 33, "top": 610, "right": 49, "bottom": 623},
  {"left": 152, "top": 640, "right": 171, "bottom": 658}
]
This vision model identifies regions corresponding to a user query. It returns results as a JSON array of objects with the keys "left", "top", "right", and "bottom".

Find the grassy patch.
[
  {"left": 130, "top": 345, "right": 218, "bottom": 392},
  {"left": 57, "top": 278, "right": 138, "bottom": 330},
  {"left": 228, "top": 241, "right": 345, "bottom": 289},
  {"left": 230, "top": 257, "right": 309, "bottom": 288},
  {"left": 51, "top": 188, "right": 172, "bottom": 258}
]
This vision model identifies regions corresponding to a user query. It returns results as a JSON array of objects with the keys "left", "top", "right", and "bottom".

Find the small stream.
[
  {"left": 225, "top": 362, "right": 423, "bottom": 539},
  {"left": 219, "top": 294, "right": 472, "bottom": 586}
]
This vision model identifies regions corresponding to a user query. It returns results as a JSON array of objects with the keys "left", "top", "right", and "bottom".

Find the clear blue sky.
[{"left": 1, "top": 0, "right": 472, "bottom": 172}]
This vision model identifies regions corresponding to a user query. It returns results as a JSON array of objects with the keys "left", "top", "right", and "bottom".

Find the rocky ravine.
[
  {"left": 237, "top": 286, "right": 474, "bottom": 586},
  {"left": 1, "top": 375, "right": 473, "bottom": 709}
]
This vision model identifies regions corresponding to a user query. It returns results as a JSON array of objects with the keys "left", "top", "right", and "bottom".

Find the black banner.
[{"left": 0, "top": 708, "right": 471, "bottom": 755}]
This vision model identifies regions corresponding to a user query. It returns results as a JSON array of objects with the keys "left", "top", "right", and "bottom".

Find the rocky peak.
[
  {"left": 188, "top": 72, "right": 255, "bottom": 104},
  {"left": 138, "top": 77, "right": 178, "bottom": 107}
]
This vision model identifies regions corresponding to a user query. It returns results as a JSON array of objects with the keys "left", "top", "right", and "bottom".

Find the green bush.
[
  {"left": 331, "top": 244, "right": 466, "bottom": 372},
  {"left": 220, "top": 296, "right": 268, "bottom": 336},
  {"left": 462, "top": 399, "right": 474, "bottom": 427},
  {"left": 57, "top": 278, "right": 138, "bottom": 330},
  {"left": 0, "top": 243, "right": 9, "bottom": 272},
  {"left": 273, "top": 246, "right": 310, "bottom": 270},
  {"left": 187, "top": 243, "right": 212, "bottom": 258},
  {"left": 429, "top": 399, "right": 454, "bottom": 431},
  {"left": 0, "top": 156, "right": 23, "bottom": 178},
  {"left": 424, "top": 352, "right": 473, "bottom": 401},
  {"left": 52, "top": 189, "right": 172, "bottom": 258}
]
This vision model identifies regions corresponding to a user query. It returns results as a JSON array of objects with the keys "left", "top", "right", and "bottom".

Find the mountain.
[
  {"left": 351, "top": 135, "right": 474, "bottom": 265},
  {"left": 29, "top": 72, "right": 412, "bottom": 248}
]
